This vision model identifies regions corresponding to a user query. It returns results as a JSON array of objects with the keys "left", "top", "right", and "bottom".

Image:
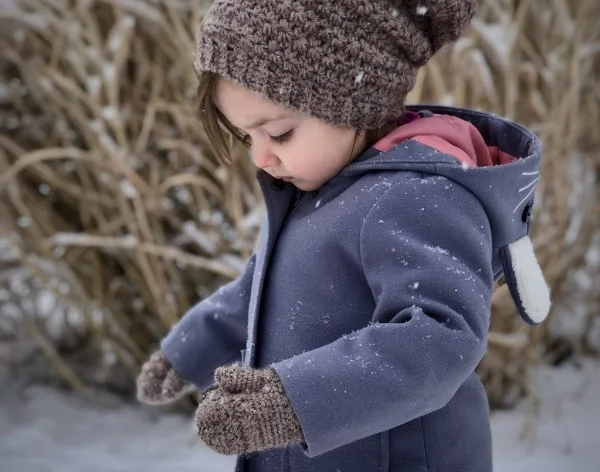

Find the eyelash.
[
  {"left": 271, "top": 129, "right": 294, "bottom": 144},
  {"left": 242, "top": 130, "right": 294, "bottom": 146}
]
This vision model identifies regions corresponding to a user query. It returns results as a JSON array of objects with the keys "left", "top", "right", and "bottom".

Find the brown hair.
[{"left": 197, "top": 71, "right": 400, "bottom": 166}]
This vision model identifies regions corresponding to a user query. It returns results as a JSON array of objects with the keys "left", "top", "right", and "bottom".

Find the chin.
[{"left": 294, "top": 181, "right": 319, "bottom": 192}]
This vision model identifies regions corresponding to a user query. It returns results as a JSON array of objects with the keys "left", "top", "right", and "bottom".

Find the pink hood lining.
[{"left": 373, "top": 114, "right": 517, "bottom": 168}]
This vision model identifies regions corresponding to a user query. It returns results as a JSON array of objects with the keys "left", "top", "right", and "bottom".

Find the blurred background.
[{"left": 0, "top": 0, "right": 599, "bottom": 471}]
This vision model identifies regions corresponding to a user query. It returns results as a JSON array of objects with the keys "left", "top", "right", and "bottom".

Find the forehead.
[{"left": 214, "top": 78, "right": 294, "bottom": 128}]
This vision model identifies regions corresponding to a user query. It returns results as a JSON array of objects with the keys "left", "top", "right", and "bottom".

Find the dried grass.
[{"left": 1, "top": 0, "right": 599, "bottom": 407}]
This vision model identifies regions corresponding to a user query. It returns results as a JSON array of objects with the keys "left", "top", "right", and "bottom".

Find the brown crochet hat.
[{"left": 194, "top": 0, "right": 476, "bottom": 130}]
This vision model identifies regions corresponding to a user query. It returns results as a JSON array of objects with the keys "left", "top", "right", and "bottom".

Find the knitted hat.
[{"left": 194, "top": 0, "right": 476, "bottom": 130}]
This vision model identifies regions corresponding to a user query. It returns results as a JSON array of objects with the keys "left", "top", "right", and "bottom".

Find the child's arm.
[{"left": 136, "top": 253, "right": 256, "bottom": 404}]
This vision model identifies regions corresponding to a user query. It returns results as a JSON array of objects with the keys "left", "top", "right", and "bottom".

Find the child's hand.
[
  {"left": 195, "top": 365, "right": 304, "bottom": 455},
  {"left": 136, "top": 350, "right": 191, "bottom": 405}
]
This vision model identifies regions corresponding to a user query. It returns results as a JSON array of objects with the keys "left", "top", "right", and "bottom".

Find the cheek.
[
  {"left": 284, "top": 127, "right": 354, "bottom": 176},
  {"left": 316, "top": 132, "right": 355, "bottom": 166}
]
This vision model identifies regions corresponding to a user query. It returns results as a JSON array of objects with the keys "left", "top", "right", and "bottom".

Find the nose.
[{"left": 251, "top": 140, "right": 280, "bottom": 170}]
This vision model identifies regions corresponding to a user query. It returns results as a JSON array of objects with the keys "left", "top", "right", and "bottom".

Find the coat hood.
[{"left": 338, "top": 105, "right": 551, "bottom": 325}]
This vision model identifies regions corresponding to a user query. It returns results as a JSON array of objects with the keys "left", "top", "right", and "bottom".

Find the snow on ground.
[
  {"left": 0, "top": 378, "right": 235, "bottom": 472},
  {"left": 0, "top": 359, "right": 598, "bottom": 472},
  {"left": 490, "top": 358, "right": 600, "bottom": 471}
]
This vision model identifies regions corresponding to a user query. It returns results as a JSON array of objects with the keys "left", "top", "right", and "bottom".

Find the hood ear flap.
[{"left": 499, "top": 235, "right": 551, "bottom": 325}]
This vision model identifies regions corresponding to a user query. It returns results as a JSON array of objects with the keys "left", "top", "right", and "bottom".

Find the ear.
[{"left": 499, "top": 235, "right": 551, "bottom": 325}]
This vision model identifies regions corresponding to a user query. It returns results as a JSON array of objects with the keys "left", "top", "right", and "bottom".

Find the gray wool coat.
[{"left": 161, "top": 106, "right": 546, "bottom": 472}]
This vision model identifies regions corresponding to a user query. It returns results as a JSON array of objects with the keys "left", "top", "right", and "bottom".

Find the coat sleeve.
[
  {"left": 160, "top": 254, "right": 255, "bottom": 392},
  {"left": 270, "top": 175, "right": 494, "bottom": 458}
]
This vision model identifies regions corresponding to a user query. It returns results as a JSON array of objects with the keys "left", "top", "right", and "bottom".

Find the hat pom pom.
[{"left": 404, "top": 0, "right": 477, "bottom": 52}]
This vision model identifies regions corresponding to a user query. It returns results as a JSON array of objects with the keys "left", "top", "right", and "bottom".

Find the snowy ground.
[{"left": 0, "top": 359, "right": 598, "bottom": 472}]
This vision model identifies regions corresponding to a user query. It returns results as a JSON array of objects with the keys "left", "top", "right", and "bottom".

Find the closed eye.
[
  {"left": 270, "top": 129, "right": 294, "bottom": 145},
  {"left": 240, "top": 129, "right": 295, "bottom": 147}
]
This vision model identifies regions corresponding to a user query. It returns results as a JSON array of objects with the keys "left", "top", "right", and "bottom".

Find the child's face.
[{"left": 215, "top": 78, "right": 366, "bottom": 192}]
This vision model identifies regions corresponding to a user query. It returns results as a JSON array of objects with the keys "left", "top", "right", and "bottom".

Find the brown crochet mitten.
[
  {"left": 136, "top": 350, "right": 192, "bottom": 405},
  {"left": 195, "top": 365, "right": 304, "bottom": 455}
]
